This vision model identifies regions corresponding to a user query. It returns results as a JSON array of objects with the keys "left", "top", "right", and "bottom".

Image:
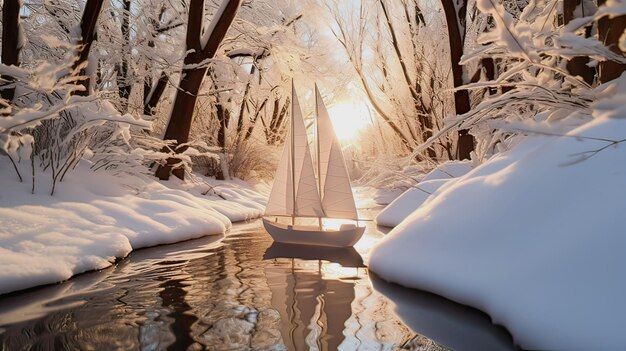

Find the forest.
[
  {"left": 1, "top": 0, "right": 626, "bottom": 349},
  {"left": 1, "top": 0, "right": 624, "bottom": 185}
]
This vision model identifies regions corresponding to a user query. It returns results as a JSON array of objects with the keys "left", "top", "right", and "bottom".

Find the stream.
[{"left": 0, "top": 216, "right": 516, "bottom": 350}]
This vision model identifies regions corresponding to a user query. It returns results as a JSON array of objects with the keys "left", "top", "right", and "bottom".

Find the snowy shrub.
[
  {"left": 0, "top": 51, "right": 159, "bottom": 193},
  {"left": 411, "top": 0, "right": 626, "bottom": 161},
  {"left": 356, "top": 157, "right": 428, "bottom": 191},
  {"left": 90, "top": 132, "right": 222, "bottom": 181},
  {"left": 0, "top": 55, "right": 85, "bottom": 191},
  {"left": 226, "top": 137, "right": 278, "bottom": 181}
]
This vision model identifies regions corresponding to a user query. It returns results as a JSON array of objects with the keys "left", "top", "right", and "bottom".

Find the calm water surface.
[
  {"left": 0, "top": 219, "right": 442, "bottom": 350},
  {"left": 0, "top": 217, "right": 515, "bottom": 350}
]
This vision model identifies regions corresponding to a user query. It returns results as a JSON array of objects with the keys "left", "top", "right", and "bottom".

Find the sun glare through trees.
[
  {"left": 327, "top": 101, "right": 372, "bottom": 143},
  {"left": 1, "top": 0, "right": 626, "bottom": 349}
]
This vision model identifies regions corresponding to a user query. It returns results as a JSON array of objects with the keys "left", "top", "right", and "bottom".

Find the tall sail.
[
  {"left": 292, "top": 84, "right": 324, "bottom": 217},
  {"left": 266, "top": 83, "right": 324, "bottom": 218},
  {"left": 315, "top": 85, "right": 358, "bottom": 220}
]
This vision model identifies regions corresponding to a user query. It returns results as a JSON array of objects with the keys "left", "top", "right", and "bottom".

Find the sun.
[{"left": 327, "top": 101, "right": 371, "bottom": 142}]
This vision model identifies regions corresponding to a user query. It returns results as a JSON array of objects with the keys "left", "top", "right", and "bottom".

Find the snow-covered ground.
[
  {"left": 375, "top": 161, "right": 472, "bottom": 227},
  {"left": 370, "top": 188, "right": 404, "bottom": 206},
  {"left": 369, "top": 112, "right": 626, "bottom": 349},
  {"left": 0, "top": 160, "right": 266, "bottom": 295}
]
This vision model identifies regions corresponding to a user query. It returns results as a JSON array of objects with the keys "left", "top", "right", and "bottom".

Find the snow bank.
[
  {"left": 372, "top": 188, "right": 404, "bottom": 205},
  {"left": 376, "top": 161, "right": 472, "bottom": 227},
  {"left": 375, "top": 179, "right": 448, "bottom": 228},
  {"left": 0, "top": 161, "right": 265, "bottom": 295},
  {"left": 369, "top": 116, "right": 626, "bottom": 349}
]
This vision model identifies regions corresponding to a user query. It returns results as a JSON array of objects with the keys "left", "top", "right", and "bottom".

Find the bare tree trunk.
[
  {"left": 355, "top": 69, "right": 414, "bottom": 150},
  {"left": 470, "top": 58, "right": 495, "bottom": 83},
  {"left": 244, "top": 97, "right": 267, "bottom": 141},
  {"left": 217, "top": 102, "right": 230, "bottom": 150},
  {"left": 156, "top": 67, "right": 208, "bottom": 179},
  {"left": 400, "top": 1, "right": 436, "bottom": 152},
  {"left": 236, "top": 78, "right": 252, "bottom": 137},
  {"left": 73, "top": 0, "right": 105, "bottom": 96},
  {"left": 143, "top": 71, "right": 168, "bottom": 116},
  {"left": 142, "top": 5, "right": 173, "bottom": 117},
  {"left": 117, "top": 0, "right": 132, "bottom": 111},
  {"left": 226, "top": 50, "right": 269, "bottom": 144},
  {"left": 215, "top": 101, "right": 230, "bottom": 180},
  {"left": 156, "top": 0, "right": 242, "bottom": 180},
  {"left": 563, "top": 0, "right": 595, "bottom": 85},
  {"left": 263, "top": 97, "right": 286, "bottom": 145},
  {"left": 1, "top": 0, "right": 21, "bottom": 103},
  {"left": 206, "top": 64, "right": 231, "bottom": 181},
  {"left": 329, "top": 2, "right": 414, "bottom": 151},
  {"left": 440, "top": 0, "right": 474, "bottom": 160},
  {"left": 379, "top": 0, "right": 436, "bottom": 158},
  {"left": 598, "top": 0, "right": 626, "bottom": 83}
]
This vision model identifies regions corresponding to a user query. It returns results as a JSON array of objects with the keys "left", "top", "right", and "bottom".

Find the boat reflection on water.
[
  {"left": 263, "top": 242, "right": 362, "bottom": 350},
  {"left": 261, "top": 238, "right": 444, "bottom": 351},
  {"left": 369, "top": 273, "right": 518, "bottom": 351}
]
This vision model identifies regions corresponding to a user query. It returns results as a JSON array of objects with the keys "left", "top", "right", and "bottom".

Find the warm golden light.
[
  {"left": 322, "top": 218, "right": 354, "bottom": 231},
  {"left": 327, "top": 102, "right": 371, "bottom": 142}
]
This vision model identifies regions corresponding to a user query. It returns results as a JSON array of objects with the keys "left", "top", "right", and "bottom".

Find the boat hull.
[
  {"left": 262, "top": 218, "right": 366, "bottom": 248},
  {"left": 263, "top": 242, "right": 365, "bottom": 267}
]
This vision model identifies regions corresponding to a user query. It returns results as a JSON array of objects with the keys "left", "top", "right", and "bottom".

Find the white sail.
[
  {"left": 315, "top": 86, "right": 358, "bottom": 220},
  {"left": 264, "top": 133, "right": 293, "bottom": 216},
  {"left": 292, "top": 84, "right": 324, "bottom": 217},
  {"left": 266, "top": 83, "right": 324, "bottom": 218}
]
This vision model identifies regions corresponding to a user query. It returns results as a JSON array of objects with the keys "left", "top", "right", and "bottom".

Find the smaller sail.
[
  {"left": 315, "top": 86, "right": 358, "bottom": 220},
  {"left": 264, "top": 134, "right": 294, "bottom": 217}
]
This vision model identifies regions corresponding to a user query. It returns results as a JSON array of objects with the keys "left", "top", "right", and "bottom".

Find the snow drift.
[
  {"left": 375, "top": 161, "right": 472, "bottom": 227},
  {"left": 369, "top": 114, "right": 626, "bottom": 349},
  {"left": 0, "top": 160, "right": 265, "bottom": 295}
]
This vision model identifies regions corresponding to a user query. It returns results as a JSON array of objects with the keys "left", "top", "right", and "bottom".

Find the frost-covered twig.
[{"left": 566, "top": 138, "right": 626, "bottom": 164}]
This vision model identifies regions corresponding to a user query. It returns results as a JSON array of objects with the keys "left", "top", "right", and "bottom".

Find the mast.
[
  {"left": 315, "top": 83, "right": 323, "bottom": 229},
  {"left": 291, "top": 80, "right": 296, "bottom": 226}
]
